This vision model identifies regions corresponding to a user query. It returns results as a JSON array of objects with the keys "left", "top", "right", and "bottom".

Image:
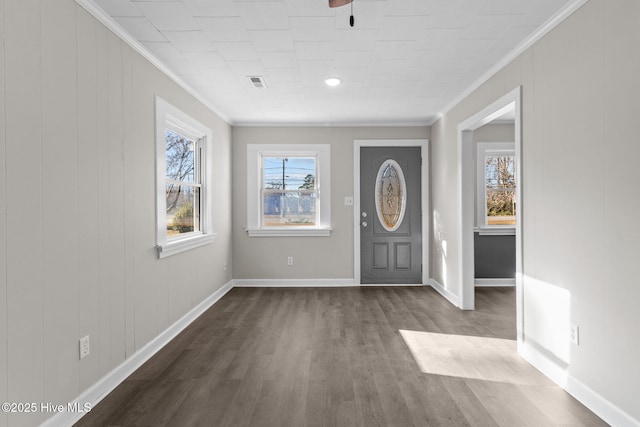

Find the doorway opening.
[{"left": 457, "top": 87, "right": 523, "bottom": 343}]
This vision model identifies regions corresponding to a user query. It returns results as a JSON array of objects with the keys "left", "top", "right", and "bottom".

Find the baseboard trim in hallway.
[
  {"left": 233, "top": 278, "right": 357, "bottom": 287},
  {"left": 233, "top": 278, "right": 426, "bottom": 287},
  {"left": 520, "top": 341, "right": 639, "bottom": 427},
  {"left": 42, "top": 280, "right": 234, "bottom": 427}
]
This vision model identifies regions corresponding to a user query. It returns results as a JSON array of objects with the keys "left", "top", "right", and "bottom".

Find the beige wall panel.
[
  {"left": 76, "top": 7, "right": 101, "bottom": 392},
  {"left": 232, "top": 126, "right": 428, "bottom": 280},
  {"left": 0, "top": 0, "right": 7, "bottom": 424},
  {"left": 94, "top": 22, "right": 112, "bottom": 379},
  {"left": 602, "top": 1, "right": 640, "bottom": 418},
  {"left": 41, "top": 0, "right": 80, "bottom": 406},
  {"left": 3, "top": 1, "right": 233, "bottom": 424},
  {"left": 131, "top": 56, "right": 162, "bottom": 350},
  {"left": 122, "top": 47, "right": 136, "bottom": 359},
  {"left": 4, "top": 0, "right": 45, "bottom": 425},
  {"left": 432, "top": 0, "right": 640, "bottom": 422},
  {"left": 106, "top": 32, "right": 127, "bottom": 369}
]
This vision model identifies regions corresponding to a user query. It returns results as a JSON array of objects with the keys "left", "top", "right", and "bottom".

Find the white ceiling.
[{"left": 90, "top": 0, "right": 576, "bottom": 126}]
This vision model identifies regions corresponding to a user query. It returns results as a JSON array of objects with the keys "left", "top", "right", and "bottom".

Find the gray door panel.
[{"left": 360, "top": 147, "right": 421, "bottom": 284}]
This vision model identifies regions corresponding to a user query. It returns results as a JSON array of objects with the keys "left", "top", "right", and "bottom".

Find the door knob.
[
  {"left": 361, "top": 212, "right": 367, "bottom": 217},
  {"left": 361, "top": 221, "right": 368, "bottom": 227}
]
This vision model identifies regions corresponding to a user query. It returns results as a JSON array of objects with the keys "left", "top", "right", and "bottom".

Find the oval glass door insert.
[{"left": 375, "top": 159, "right": 407, "bottom": 232}]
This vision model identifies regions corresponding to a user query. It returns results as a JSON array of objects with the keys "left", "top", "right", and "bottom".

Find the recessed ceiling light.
[{"left": 324, "top": 77, "right": 341, "bottom": 87}]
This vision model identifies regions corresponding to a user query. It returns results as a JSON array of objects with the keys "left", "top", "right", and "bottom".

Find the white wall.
[
  {"left": 0, "top": 1, "right": 232, "bottom": 426},
  {"left": 431, "top": 0, "right": 640, "bottom": 423},
  {"left": 232, "top": 126, "right": 429, "bottom": 280}
]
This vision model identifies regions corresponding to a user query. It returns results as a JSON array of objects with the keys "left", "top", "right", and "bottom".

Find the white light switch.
[{"left": 344, "top": 196, "right": 354, "bottom": 206}]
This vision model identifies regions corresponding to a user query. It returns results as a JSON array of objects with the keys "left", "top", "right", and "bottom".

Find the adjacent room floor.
[{"left": 75, "top": 286, "right": 607, "bottom": 426}]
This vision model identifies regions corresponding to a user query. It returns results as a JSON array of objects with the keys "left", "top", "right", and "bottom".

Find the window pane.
[
  {"left": 166, "top": 129, "right": 195, "bottom": 183},
  {"left": 166, "top": 184, "right": 200, "bottom": 237},
  {"left": 263, "top": 157, "right": 315, "bottom": 190},
  {"left": 485, "top": 155, "right": 516, "bottom": 225},
  {"left": 262, "top": 191, "right": 316, "bottom": 226}
]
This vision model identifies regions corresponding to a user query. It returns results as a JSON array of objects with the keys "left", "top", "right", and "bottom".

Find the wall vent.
[{"left": 248, "top": 76, "right": 267, "bottom": 88}]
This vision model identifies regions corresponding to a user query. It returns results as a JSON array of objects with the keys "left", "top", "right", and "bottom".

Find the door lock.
[{"left": 361, "top": 212, "right": 367, "bottom": 217}]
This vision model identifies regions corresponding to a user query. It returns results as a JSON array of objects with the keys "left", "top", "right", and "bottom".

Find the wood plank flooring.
[{"left": 75, "top": 286, "right": 607, "bottom": 426}]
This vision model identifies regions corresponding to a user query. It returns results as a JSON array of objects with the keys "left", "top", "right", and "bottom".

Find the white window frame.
[
  {"left": 476, "top": 142, "right": 516, "bottom": 236},
  {"left": 247, "top": 144, "right": 331, "bottom": 237},
  {"left": 155, "top": 96, "right": 215, "bottom": 257}
]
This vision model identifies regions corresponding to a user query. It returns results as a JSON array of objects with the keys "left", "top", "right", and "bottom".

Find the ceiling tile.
[
  {"left": 285, "top": 0, "right": 335, "bottom": 17},
  {"left": 290, "top": 17, "right": 335, "bottom": 41},
  {"left": 259, "top": 51, "right": 298, "bottom": 68},
  {"left": 249, "top": 30, "right": 295, "bottom": 52},
  {"left": 213, "top": 42, "right": 260, "bottom": 61},
  {"left": 236, "top": 2, "right": 290, "bottom": 30},
  {"left": 143, "top": 41, "right": 185, "bottom": 60},
  {"left": 334, "top": 30, "right": 377, "bottom": 51},
  {"left": 295, "top": 41, "right": 334, "bottom": 61},
  {"left": 132, "top": 2, "right": 199, "bottom": 31},
  {"left": 182, "top": 0, "right": 238, "bottom": 16},
  {"left": 94, "top": 0, "right": 142, "bottom": 16},
  {"left": 196, "top": 17, "right": 251, "bottom": 41},
  {"left": 333, "top": 51, "right": 370, "bottom": 68},
  {"left": 114, "top": 17, "right": 166, "bottom": 42},
  {"left": 298, "top": 60, "right": 333, "bottom": 77},
  {"left": 162, "top": 30, "right": 213, "bottom": 52}
]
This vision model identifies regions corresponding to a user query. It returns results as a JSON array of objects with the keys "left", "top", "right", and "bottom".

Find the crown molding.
[
  {"left": 74, "top": 0, "right": 232, "bottom": 125},
  {"left": 436, "top": 0, "right": 589, "bottom": 123}
]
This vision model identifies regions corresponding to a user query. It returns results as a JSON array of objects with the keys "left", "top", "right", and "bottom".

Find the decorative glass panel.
[{"left": 375, "top": 159, "right": 407, "bottom": 232}]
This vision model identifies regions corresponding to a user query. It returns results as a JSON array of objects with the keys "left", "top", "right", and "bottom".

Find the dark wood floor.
[{"left": 75, "top": 286, "right": 606, "bottom": 426}]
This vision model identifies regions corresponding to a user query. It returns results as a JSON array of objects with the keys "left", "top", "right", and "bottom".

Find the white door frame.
[
  {"left": 456, "top": 87, "right": 523, "bottom": 342},
  {"left": 354, "top": 139, "right": 430, "bottom": 285}
]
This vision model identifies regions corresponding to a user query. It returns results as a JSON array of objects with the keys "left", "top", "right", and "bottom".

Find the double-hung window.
[
  {"left": 476, "top": 142, "right": 516, "bottom": 234},
  {"left": 247, "top": 144, "right": 331, "bottom": 236},
  {"left": 155, "top": 97, "right": 214, "bottom": 257}
]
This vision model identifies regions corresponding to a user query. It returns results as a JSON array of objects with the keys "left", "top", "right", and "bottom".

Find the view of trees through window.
[
  {"left": 262, "top": 156, "right": 316, "bottom": 226},
  {"left": 166, "top": 129, "right": 201, "bottom": 236},
  {"left": 485, "top": 154, "right": 516, "bottom": 225}
]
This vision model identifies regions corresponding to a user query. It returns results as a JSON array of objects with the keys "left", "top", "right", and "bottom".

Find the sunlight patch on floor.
[{"left": 399, "top": 330, "right": 549, "bottom": 386}]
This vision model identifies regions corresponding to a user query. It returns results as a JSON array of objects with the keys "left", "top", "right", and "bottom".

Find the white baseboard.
[
  {"left": 474, "top": 278, "right": 516, "bottom": 287},
  {"left": 428, "top": 279, "right": 460, "bottom": 307},
  {"left": 233, "top": 278, "right": 427, "bottom": 288},
  {"left": 42, "top": 280, "right": 234, "bottom": 427},
  {"left": 233, "top": 278, "right": 356, "bottom": 287},
  {"left": 520, "top": 340, "right": 640, "bottom": 427}
]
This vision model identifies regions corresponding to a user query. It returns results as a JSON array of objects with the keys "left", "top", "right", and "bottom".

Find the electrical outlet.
[
  {"left": 79, "top": 335, "right": 90, "bottom": 360},
  {"left": 569, "top": 325, "right": 579, "bottom": 345},
  {"left": 287, "top": 256, "right": 293, "bottom": 266}
]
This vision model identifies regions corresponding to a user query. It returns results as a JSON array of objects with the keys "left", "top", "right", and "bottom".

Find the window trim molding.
[
  {"left": 155, "top": 96, "right": 215, "bottom": 257},
  {"left": 476, "top": 142, "right": 516, "bottom": 235},
  {"left": 246, "top": 144, "right": 331, "bottom": 237}
]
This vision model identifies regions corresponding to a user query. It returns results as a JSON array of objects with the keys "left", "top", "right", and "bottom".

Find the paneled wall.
[
  {"left": 0, "top": 1, "right": 232, "bottom": 426},
  {"left": 232, "top": 126, "right": 429, "bottom": 280},
  {"left": 431, "top": 0, "right": 640, "bottom": 423}
]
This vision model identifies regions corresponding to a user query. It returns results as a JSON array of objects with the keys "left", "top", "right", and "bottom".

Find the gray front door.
[{"left": 360, "top": 147, "right": 422, "bottom": 284}]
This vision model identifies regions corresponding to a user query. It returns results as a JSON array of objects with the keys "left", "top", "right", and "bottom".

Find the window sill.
[
  {"left": 157, "top": 233, "right": 216, "bottom": 258},
  {"left": 474, "top": 227, "right": 515, "bottom": 236},
  {"left": 247, "top": 227, "right": 332, "bottom": 237}
]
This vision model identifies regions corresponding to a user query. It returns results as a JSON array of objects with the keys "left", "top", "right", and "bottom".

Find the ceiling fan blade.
[{"left": 329, "top": 0, "right": 352, "bottom": 7}]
